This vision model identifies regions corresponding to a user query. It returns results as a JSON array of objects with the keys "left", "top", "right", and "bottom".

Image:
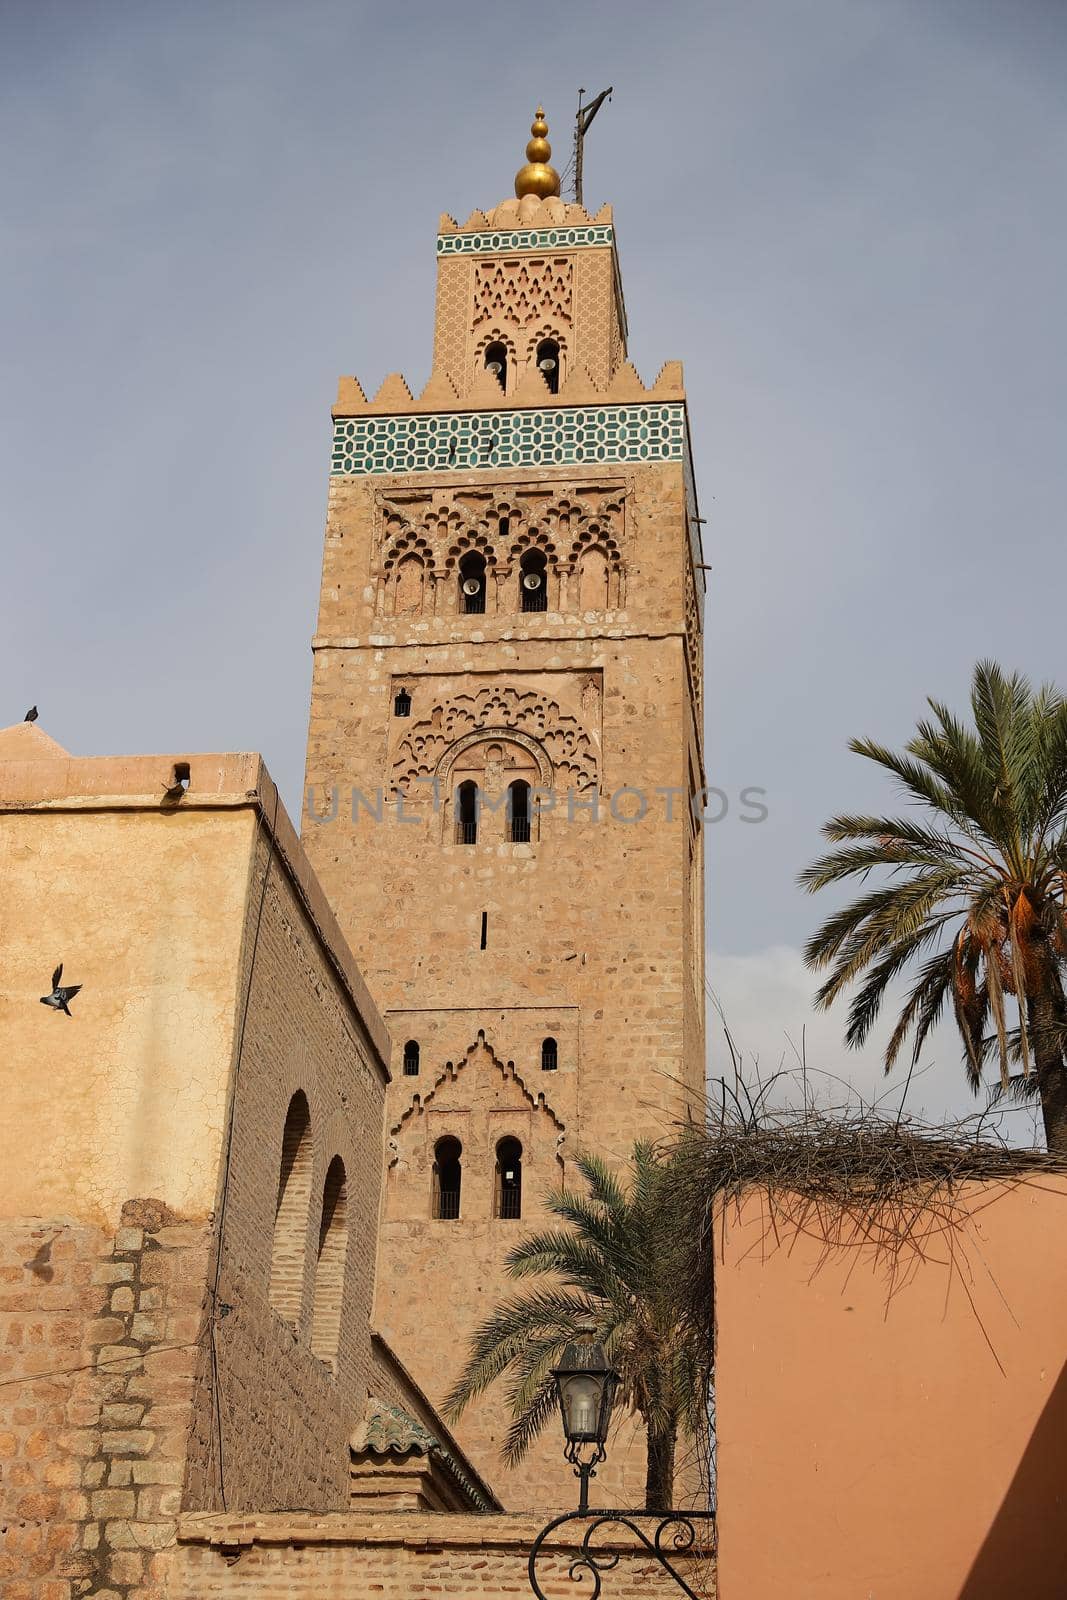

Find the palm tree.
[
  {"left": 801, "top": 661, "right": 1067, "bottom": 1152},
  {"left": 442, "top": 1143, "right": 705, "bottom": 1512}
]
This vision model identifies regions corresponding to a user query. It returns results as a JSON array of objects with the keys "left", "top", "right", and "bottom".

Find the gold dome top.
[{"left": 515, "top": 106, "right": 561, "bottom": 200}]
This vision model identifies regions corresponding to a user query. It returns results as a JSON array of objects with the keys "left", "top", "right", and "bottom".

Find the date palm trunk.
[
  {"left": 1030, "top": 985, "right": 1067, "bottom": 1156},
  {"left": 644, "top": 1419, "right": 676, "bottom": 1512}
]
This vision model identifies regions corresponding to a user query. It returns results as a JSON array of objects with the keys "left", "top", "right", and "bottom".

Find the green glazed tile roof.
[{"left": 352, "top": 1399, "right": 497, "bottom": 1514}]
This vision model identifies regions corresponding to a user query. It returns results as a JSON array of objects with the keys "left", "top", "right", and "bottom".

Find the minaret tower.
[{"left": 303, "top": 110, "right": 706, "bottom": 1509}]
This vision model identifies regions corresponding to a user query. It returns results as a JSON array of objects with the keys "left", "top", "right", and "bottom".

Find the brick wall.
[
  {"left": 167, "top": 1510, "right": 717, "bottom": 1598},
  {"left": 183, "top": 827, "right": 392, "bottom": 1514}
]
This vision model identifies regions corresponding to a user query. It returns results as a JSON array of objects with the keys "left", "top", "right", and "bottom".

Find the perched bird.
[
  {"left": 40, "top": 963, "right": 82, "bottom": 1017},
  {"left": 161, "top": 776, "right": 187, "bottom": 803},
  {"left": 24, "top": 705, "right": 38, "bottom": 722}
]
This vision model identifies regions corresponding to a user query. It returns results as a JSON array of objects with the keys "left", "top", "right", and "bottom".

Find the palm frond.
[{"left": 803, "top": 662, "right": 1067, "bottom": 1148}]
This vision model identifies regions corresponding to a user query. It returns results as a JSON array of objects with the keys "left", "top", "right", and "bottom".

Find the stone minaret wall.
[{"left": 304, "top": 193, "right": 707, "bottom": 1511}]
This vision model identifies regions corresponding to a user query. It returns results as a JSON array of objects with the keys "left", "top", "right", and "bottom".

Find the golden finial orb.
[{"left": 515, "top": 106, "right": 561, "bottom": 200}]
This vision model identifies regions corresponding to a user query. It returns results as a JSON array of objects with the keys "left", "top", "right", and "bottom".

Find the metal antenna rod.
[{"left": 573, "top": 85, "right": 613, "bottom": 206}]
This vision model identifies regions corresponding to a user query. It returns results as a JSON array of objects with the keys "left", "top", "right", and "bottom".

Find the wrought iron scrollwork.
[{"left": 528, "top": 1508, "right": 716, "bottom": 1599}]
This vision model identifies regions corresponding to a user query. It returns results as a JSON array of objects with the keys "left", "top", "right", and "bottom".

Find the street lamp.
[{"left": 551, "top": 1326, "right": 620, "bottom": 1513}]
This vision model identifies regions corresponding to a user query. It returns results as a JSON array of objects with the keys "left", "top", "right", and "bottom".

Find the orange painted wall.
[{"left": 715, "top": 1179, "right": 1067, "bottom": 1600}]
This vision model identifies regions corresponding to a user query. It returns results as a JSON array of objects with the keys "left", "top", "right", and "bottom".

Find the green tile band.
[
  {"left": 436, "top": 226, "right": 614, "bottom": 257},
  {"left": 330, "top": 403, "right": 686, "bottom": 476}
]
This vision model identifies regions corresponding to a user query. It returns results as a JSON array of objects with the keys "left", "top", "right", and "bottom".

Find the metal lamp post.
[
  {"left": 527, "top": 1324, "right": 715, "bottom": 1598},
  {"left": 551, "top": 1328, "right": 620, "bottom": 1514}
]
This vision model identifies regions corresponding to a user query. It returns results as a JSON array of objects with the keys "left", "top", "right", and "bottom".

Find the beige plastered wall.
[{"left": 0, "top": 792, "right": 255, "bottom": 1227}]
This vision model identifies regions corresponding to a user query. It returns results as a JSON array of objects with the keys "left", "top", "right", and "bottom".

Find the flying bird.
[
  {"left": 40, "top": 963, "right": 82, "bottom": 1017},
  {"left": 25, "top": 705, "right": 38, "bottom": 722}
]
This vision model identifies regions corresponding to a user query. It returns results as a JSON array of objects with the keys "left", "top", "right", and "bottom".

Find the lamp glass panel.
[{"left": 561, "top": 1374, "right": 604, "bottom": 1441}]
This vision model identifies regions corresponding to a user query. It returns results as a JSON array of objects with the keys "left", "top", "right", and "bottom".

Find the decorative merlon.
[
  {"left": 438, "top": 197, "right": 613, "bottom": 234},
  {"left": 335, "top": 359, "right": 684, "bottom": 418}
]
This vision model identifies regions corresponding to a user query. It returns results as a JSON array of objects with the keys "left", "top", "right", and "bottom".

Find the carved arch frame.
[
  {"left": 503, "top": 526, "right": 560, "bottom": 610},
  {"left": 378, "top": 527, "right": 440, "bottom": 616},
  {"left": 473, "top": 327, "right": 518, "bottom": 395},
  {"left": 438, "top": 727, "right": 551, "bottom": 846},
  {"left": 525, "top": 322, "right": 569, "bottom": 391}
]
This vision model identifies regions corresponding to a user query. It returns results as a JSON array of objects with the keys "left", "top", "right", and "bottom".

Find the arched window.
[
  {"left": 311, "top": 1156, "right": 348, "bottom": 1369},
  {"left": 459, "top": 551, "right": 487, "bottom": 614},
  {"left": 541, "top": 1037, "right": 558, "bottom": 1072},
  {"left": 455, "top": 780, "right": 478, "bottom": 845},
  {"left": 508, "top": 779, "right": 531, "bottom": 843},
  {"left": 520, "top": 549, "right": 548, "bottom": 613},
  {"left": 269, "top": 1092, "right": 312, "bottom": 1324},
  {"left": 578, "top": 546, "right": 610, "bottom": 611},
  {"left": 403, "top": 1039, "right": 420, "bottom": 1076},
  {"left": 535, "top": 338, "right": 561, "bottom": 395},
  {"left": 484, "top": 340, "right": 508, "bottom": 391},
  {"left": 393, "top": 688, "right": 412, "bottom": 717},
  {"left": 495, "top": 1137, "right": 523, "bottom": 1219},
  {"left": 393, "top": 553, "right": 424, "bottom": 615},
  {"left": 433, "top": 1136, "right": 462, "bottom": 1220}
]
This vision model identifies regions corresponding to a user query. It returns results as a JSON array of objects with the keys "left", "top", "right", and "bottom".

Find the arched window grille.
[
  {"left": 495, "top": 1137, "right": 523, "bottom": 1219},
  {"left": 484, "top": 340, "right": 508, "bottom": 390},
  {"left": 455, "top": 780, "right": 478, "bottom": 845},
  {"left": 541, "top": 1037, "right": 558, "bottom": 1072},
  {"left": 433, "top": 1136, "right": 462, "bottom": 1220},
  {"left": 535, "top": 338, "right": 561, "bottom": 395},
  {"left": 394, "top": 688, "right": 412, "bottom": 717},
  {"left": 269, "top": 1091, "right": 313, "bottom": 1324},
  {"left": 403, "top": 1039, "right": 420, "bottom": 1076},
  {"left": 508, "top": 779, "right": 531, "bottom": 843},
  {"left": 310, "top": 1156, "right": 348, "bottom": 1369},
  {"left": 520, "top": 548, "right": 548, "bottom": 613},
  {"left": 459, "top": 551, "right": 487, "bottom": 614}
]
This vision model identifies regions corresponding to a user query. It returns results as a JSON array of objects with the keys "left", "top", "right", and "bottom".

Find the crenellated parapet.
[
  {"left": 333, "top": 359, "right": 684, "bottom": 418},
  {"left": 438, "top": 197, "right": 613, "bottom": 238}
]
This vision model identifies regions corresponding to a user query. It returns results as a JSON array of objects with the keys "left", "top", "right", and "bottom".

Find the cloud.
[{"left": 707, "top": 945, "right": 1041, "bottom": 1143}]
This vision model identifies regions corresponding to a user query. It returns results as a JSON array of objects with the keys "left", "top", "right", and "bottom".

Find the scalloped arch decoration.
[
  {"left": 526, "top": 323, "right": 569, "bottom": 363},
  {"left": 381, "top": 528, "right": 437, "bottom": 575},
  {"left": 387, "top": 1031, "right": 565, "bottom": 1167},
  {"left": 568, "top": 522, "right": 623, "bottom": 571},
  {"left": 392, "top": 686, "right": 598, "bottom": 795},
  {"left": 443, "top": 526, "right": 498, "bottom": 572},
  {"left": 439, "top": 727, "right": 552, "bottom": 788}
]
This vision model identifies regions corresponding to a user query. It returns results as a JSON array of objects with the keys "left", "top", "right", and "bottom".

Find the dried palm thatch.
[{"left": 669, "top": 1073, "right": 1067, "bottom": 1368}]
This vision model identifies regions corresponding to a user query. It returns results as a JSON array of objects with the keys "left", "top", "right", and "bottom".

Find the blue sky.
[{"left": 3, "top": 0, "right": 1065, "bottom": 1127}]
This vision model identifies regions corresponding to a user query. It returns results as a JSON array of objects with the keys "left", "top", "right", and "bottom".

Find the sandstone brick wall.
[
  {"left": 304, "top": 456, "right": 706, "bottom": 1508},
  {"left": 183, "top": 826, "right": 392, "bottom": 1515},
  {"left": 0, "top": 1202, "right": 210, "bottom": 1600},
  {"left": 167, "top": 1511, "right": 717, "bottom": 1598}
]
